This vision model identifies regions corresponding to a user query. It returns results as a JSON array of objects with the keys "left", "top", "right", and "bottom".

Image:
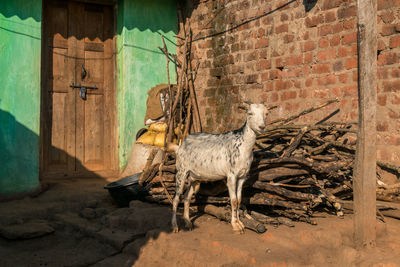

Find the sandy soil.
[{"left": 0, "top": 179, "right": 399, "bottom": 267}]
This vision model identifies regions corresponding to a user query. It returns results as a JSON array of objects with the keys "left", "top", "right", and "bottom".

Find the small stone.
[
  {"left": 0, "top": 221, "right": 54, "bottom": 240},
  {"left": 80, "top": 208, "right": 97, "bottom": 219}
]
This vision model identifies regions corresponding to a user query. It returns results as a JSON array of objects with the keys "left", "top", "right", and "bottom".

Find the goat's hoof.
[
  {"left": 184, "top": 220, "right": 193, "bottom": 230},
  {"left": 172, "top": 226, "right": 179, "bottom": 233},
  {"left": 233, "top": 228, "right": 245, "bottom": 235}
]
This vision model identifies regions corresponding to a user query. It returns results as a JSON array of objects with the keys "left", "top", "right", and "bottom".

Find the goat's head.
[{"left": 246, "top": 103, "right": 269, "bottom": 134}]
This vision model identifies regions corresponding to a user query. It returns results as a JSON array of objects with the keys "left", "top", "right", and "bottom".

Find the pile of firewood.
[{"left": 136, "top": 98, "right": 400, "bottom": 229}]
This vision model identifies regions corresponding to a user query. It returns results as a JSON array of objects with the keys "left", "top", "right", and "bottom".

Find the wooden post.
[{"left": 353, "top": 0, "right": 377, "bottom": 248}]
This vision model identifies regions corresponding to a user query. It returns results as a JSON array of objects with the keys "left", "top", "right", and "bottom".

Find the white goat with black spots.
[{"left": 171, "top": 103, "right": 269, "bottom": 233}]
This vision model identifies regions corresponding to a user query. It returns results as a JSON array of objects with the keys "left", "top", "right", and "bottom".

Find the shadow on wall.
[
  {"left": 0, "top": 108, "right": 105, "bottom": 200},
  {"left": 0, "top": 109, "right": 41, "bottom": 198},
  {"left": 0, "top": 0, "right": 41, "bottom": 22}
]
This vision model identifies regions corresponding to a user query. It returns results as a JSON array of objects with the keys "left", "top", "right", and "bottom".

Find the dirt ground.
[{"left": 0, "top": 178, "right": 399, "bottom": 267}]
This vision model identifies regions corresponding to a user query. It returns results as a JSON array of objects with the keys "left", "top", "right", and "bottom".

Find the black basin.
[{"left": 104, "top": 173, "right": 148, "bottom": 207}]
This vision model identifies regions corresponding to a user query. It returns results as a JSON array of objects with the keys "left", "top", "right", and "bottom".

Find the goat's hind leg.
[
  {"left": 172, "top": 170, "right": 188, "bottom": 233},
  {"left": 183, "top": 179, "right": 200, "bottom": 230}
]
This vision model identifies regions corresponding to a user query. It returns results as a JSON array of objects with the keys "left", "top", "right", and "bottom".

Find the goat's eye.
[{"left": 248, "top": 112, "right": 254, "bottom": 116}]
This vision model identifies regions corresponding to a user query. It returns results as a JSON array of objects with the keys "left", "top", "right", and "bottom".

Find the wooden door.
[{"left": 41, "top": 0, "right": 117, "bottom": 178}]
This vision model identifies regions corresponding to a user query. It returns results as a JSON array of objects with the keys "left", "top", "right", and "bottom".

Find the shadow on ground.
[{"left": 0, "top": 178, "right": 183, "bottom": 266}]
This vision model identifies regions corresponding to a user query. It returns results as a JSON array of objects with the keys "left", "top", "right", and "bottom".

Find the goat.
[{"left": 170, "top": 103, "right": 269, "bottom": 233}]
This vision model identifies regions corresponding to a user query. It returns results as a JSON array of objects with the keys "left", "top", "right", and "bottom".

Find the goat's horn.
[{"left": 267, "top": 105, "right": 278, "bottom": 111}]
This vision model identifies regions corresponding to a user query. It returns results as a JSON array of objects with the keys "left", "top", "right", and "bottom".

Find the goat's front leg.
[{"left": 227, "top": 174, "right": 244, "bottom": 234}]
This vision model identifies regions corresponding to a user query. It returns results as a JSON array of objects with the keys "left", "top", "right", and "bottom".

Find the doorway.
[{"left": 40, "top": 0, "right": 117, "bottom": 178}]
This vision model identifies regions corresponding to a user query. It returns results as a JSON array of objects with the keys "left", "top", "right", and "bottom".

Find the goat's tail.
[{"left": 164, "top": 142, "right": 179, "bottom": 153}]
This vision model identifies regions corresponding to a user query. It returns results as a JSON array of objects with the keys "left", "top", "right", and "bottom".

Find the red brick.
[
  {"left": 389, "top": 35, "right": 400, "bottom": 48},
  {"left": 349, "top": 44, "right": 357, "bottom": 56},
  {"left": 317, "top": 48, "right": 337, "bottom": 61},
  {"left": 299, "top": 89, "right": 308, "bottom": 98},
  {"left": 378, "top": 0, "right": 400, "bottom": 10},
  {"left": 275, "top": 58, "right": 284, "bottom": 68},
  {"left": 305, "top": 15, "right": 323, "bottom": 28},
  {"left": 378, "top": 68, "right": 389, "bottom": 79},
  {"left": 305, "top": 77, "right": 313, "bottom": 87},
  {"left": 317, "top": 75, "right": 336, "bottom": 86},
  {"left": 319, "top": 38, "right": 329, "bottom": 48},
  {"left": 389, "top": 110, "right": 400, "bottom": 119},
  {"left": 338, "top": 73, "right": 348, "bottom": 83},
  {"left": 330, "top": 35, "right": 341, "bottom": 46},
  {"left": 271, "top": 92, "right": 279, "bottom": 102},
  {"left": 391, "top": 95, "right": 400, "bottom": 104},
  {"left": 261, "top": 72, "right": 270, "bottom": 81},
  {"left": 255, "top": 38, "right": 269, "bottom": 48},
  {"left": 246, "top": 74, "right": 259, "bottom": 84},
  {"left": 319, "top": 25, "right": 333, "bottom": 36},
  {"left": 343, "top": 85, "right": 358, "bottom": 97},
  {"left": 332, "top": 61, "right": 343, "bottom": 71},
  {"left": 303, "top": 31, "right": 310, "bottom": 40},
  {"left": 275, "top": 24, "right": 289, "bottom": 34},
  {"left": 313, "top": 63, "right": 331, "bottom": 74},
  {"left": 338, "top": 47, "right": 348, "bottom": 57},
  {"left": 303, "top": 41, "right": 316, "bottom": 52},
  {"left": 280, "top": 13, "right": 289, "bottom": 22},
  {"left": 285, "top": 55, "right": 303, "bottom": 66},
  {"left": 258, "top": 60, "right": 271, "bottom": 70},
  {"left": 392, "top": 68, "right": 400, "bottom": 78},
  {"left": 337, "top": 6, "right": 356, "bottom": 19},
  {"left": 381, "top": 25, "right": 397, "bottom": 36},
  {"left": 284, "top": 102, "right": 300, "bottom": 112},
  {"left": 378, "top": 94, "right": 387, "bottom": 106},
  {"left": 275, "top": 80, "right": 293, "bottom": 90},
  {"left": 345, "top": 58, "right": 357, "bottom": 69},
  {"left": 313, "top": 89, "right": 330, "bottom": 98},
  {"left": 325, "top": 11, "right": 336, "bottom": 23},
  {"left": 263, "top": 81, "right": 274, "bottom": 91},
  {"left": 332, "top": 87, "right": 342, "bottom": 97},
  {"left": 332, "top": 22, "right": 344, "bottom": 34},
  {"left": 343, "top": 19, "right": 355, "bottom": 30},
  {"left": 280, "top": 91, "right": 297, "bottom": 101},
  {"left": 304, "top": 53, "right": 313, "bottom": 64},
  {"left": 302, "top": 66, "right": 311, "bottom": 75},
  {"left": 383, "top": 80, "right": 400, "bottom": 92},
  {"left": 284, "top": 34, "right": 294, "bottom": 43},
  {"left": 342, "top": 32, "right": 357, "bottom": 45},
  {"left": 322, "top": 0, "right": 346, "bottom": 10},
  {"left": 380, "top": 11, "right": 396, "bottom": 23},
  {"left": 378, "top": 52, "right": 398, "bottom": 66}
]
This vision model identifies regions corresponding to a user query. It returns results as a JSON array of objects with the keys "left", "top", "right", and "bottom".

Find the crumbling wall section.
[{"left": 178, "top": 0, "right": 400, "bottom": 163}]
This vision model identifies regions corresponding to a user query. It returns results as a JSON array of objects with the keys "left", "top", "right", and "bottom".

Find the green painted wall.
[
  {"left": 0, "top": 0, "right": 42, "bottom": 195},
  {"left": 117, "top": 0, "right": 177, "bottom": 170}
]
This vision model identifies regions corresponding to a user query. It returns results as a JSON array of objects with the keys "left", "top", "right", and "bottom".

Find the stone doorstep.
[{"left": 54, "top": 213, "right": 140, "bottom": 251}]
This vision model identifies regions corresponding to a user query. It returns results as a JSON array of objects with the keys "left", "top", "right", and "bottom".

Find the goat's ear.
[
  {"left": 239, "top": 100, "right": 251, "bottom": 110},
  {"left": 238, "top": 104, "right": 248, "bottom": 111}
]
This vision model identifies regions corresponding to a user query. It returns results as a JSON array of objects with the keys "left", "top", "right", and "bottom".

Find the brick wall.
[{"left": 177, "top": 0, "right": 400, "bottom": 163}]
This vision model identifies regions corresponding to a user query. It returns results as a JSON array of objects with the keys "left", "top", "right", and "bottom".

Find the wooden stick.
[
  {"left": 264, "top": 98, "right": 339, "bottom": 128},
  {"left": 252, "top": 181, "right": 315, "bottom": 201}
]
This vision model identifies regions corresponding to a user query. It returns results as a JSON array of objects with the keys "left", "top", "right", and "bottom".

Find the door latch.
[{"left": 70, "top": 83, "right": 98, "bottom": 100}]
